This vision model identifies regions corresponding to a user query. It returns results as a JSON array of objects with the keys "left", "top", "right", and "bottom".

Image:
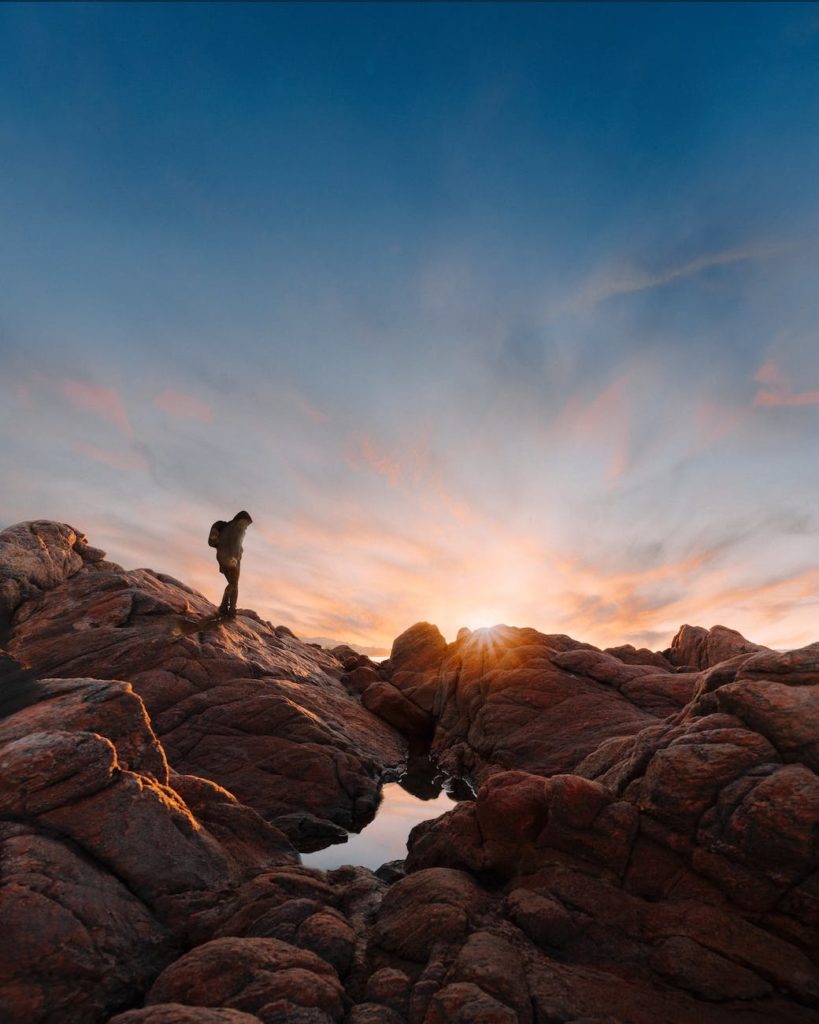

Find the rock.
[
  {"left": 297, "top": 911, "right": 356, "bottom": 977},
  {"left": 2, "top": 520, "right": 818, "bottom": 1024},
  {"left": 423, "top": 982, "right": 518, "bottom": 1024},
  {"left": 361, "top": 680, "right": 433, "bottom": 738},
  {"left": 348, "top": 1006, "right": 404, "bottom": 1024},
  {"left": 0, "top": 520, "right": 88, "bottom": 622},
  {"left": 109, "top": 1007, "right": 262, "bottom": 1024},
  {"left": 407, "top": 770, "right": 637, "bottom": 881},
  {"left": 272, "top": 813, "right": 349, "bottom": 852},
  {"left": 699, "top": 678, "right": 819, "bottom": 770},
  {"left": 0, "top": 666, "right": 342, "bottom": 1024},
  {"left": 364, "top": 967, "right": 412, "bottom": 1015},
  {"left": 344, "top": 665, "right": 382, "bottom": 696},
  {"left": 737, "top": 642, "right": 819, "bottom": 686},
  {"left": 505, "top": 888, "right": 575, "bottom": 948},
  {"left": 650, "top": 935, "right": 771, "bottom": 1000},
  {"left": 604, "top": 643, "right": 674, "bottom": 670},
  {"left": 169, "top": 772, "right": 295, "bottom": 876},
  {"left": 0, "top": 819, "right": 170, "bottom": 1024},
  {"left": 3, "top": 521, "right": 407, "bottom": 843},
  {"left": 145, "top": 937, "right": 344, "bottom": 1021},
  {"left": 669, "top": 624, "right": 767, "bottom": 669},
  {"left": 383, "top": 624, "right": 663, "bottom": 788},
  {"left": 386, "top": 622, "right": 448, "bottom": 719},
  {"left": 370, "top": 868, "right": 487, "bottom": 963},
  {"left": 330, "top": 643, "right": 360, "bottom": 663},
  {"left": 446, "top": 931, "right": 532, "bottom": 1022},
  {"left": 374, "top": 860, "right": 406, "bottom": 885},
  {"left": 0, "top": 676, "right": 168, "bottom": 782},
  {"left": 0, "top": 651, "right": 44, "bottom": 717},
  {"left": 395, "top": 616, "right": 819, "bottom": 1018}
]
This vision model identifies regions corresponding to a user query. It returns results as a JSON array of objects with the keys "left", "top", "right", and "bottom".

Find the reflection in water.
[
  {"left": 301, "top": 756, "right": 474, "bottom": 872},
  {"left": 399, "top": 752, "right": 476, "bottom": 803},
  {"left": 301, "top": 781, "right": 457, "bottom": 871}
]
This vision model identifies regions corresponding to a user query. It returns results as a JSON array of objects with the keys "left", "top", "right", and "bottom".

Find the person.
[{"left": 208, "top": 511, "right": 253, "bottom": 616}]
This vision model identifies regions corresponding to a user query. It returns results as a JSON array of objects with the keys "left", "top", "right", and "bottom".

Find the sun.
[{"left": 458, "top": 609, "right": 506, "bottom": 632}]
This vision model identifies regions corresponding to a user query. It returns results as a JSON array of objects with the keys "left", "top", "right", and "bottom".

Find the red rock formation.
[
  {"left": 3, "top": 521, "right": 406, "bottom": 846},
  {"left": 669, "top": 622, "right": 768, "bottom": 669},
  {"left": 0, "top": 677, "right": 295, "bottom": 1024},
  {"left": 380, "top": 623, "right": 699, "bottom": 785},
  {"left": 1, "top": 521, "right": 816, "bottom": 1024}
]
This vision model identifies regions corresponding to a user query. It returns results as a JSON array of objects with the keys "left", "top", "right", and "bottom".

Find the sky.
[{"left": 2, "top": 3, "right": 819, "bottom": 655}]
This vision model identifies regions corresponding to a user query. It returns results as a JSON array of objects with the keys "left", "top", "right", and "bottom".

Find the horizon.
[{"left": 2, "top": 3, "right": 819, "bottom": 653}]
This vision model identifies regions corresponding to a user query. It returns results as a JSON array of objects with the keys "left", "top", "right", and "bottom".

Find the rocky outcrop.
[
  {"left": 0, "top": 677, "right": 296, "bottom": 1024},
  {"left": 669, "top": 622, "right": 768, "bottom": 669},
  {"left": 378, "top": 623, "right": 700, "bottom": 785},
  {"left": 394, "top": 637, "right": 819, "bottom": 1022},
  {"left": 1, "top": 521, "right": 817, "bottom": 1024},
  {"left": 2, "top": 522, "right": 406, "bottom": 848},
  {"left": 0, "top": 520, "right": 104, "bottom": 626}
]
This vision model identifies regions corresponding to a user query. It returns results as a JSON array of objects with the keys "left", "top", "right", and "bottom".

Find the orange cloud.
[
  {"left": 753, "top": 359, "right": 819, "bottom": 408},
  {"left": 554, "top": 545, "right": 819, "bottom": 652},
  {"left": 755, "top": 389, "right": 819, "bottom": 408},
  {"left": 60, "top": 379, "right": 132, "bottom": 436},
  {"left": 154, "top": 389, "right": 214, "bottom": 423},
  {"left": 76, "top": 478, "right": 819, "bottom": 657}
]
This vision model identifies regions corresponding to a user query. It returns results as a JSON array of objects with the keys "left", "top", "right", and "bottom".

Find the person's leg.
[
  {"left": 219, "top": 579, "right": 231, "bottom": 613},
  {"left": 226, "top": 564, "right": 240, "bottom": 615},
  {"left": 218, "top": 564, "right": 232, "bottom": 614}
]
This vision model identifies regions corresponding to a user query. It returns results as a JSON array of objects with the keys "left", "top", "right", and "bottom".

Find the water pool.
[{"left": 301, "top": 758, "right": 474, "bottom": 871}]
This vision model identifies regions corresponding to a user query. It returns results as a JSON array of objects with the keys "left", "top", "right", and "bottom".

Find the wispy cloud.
[
  {"left": 753, "top": 359, "right": 819, "bottom": 408},
  {"left": 59, "top": 379, "right": 132, "bottom": 436},
  {"left": 563, "top": 240, "right": 794, "bottom": 315},
  {"left": 154, "top": 389, "right": 214, "bottom": 423}
]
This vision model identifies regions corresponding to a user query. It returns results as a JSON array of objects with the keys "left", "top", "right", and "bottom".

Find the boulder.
[
  {"left": 669, "top": 624, "right": 767, "bottom": 670},
  {"left": 145, "top": 937, "right": 344, "bottom": 1021}
]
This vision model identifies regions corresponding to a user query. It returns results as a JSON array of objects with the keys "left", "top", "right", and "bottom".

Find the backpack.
[{"left": 208, "top": 521, "right": 227, "bottom": 548}]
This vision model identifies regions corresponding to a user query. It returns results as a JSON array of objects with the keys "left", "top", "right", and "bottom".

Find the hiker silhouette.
[{"left": 208, "top": 511, "right": 253, "bottom": 615}]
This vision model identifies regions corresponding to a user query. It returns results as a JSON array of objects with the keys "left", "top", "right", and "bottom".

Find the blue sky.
[{"left": 2, "top": 3, "right": 819, "bottom": 652}]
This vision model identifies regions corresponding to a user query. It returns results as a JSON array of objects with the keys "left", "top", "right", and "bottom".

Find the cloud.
[
  {"left": 60, "top": 379, "right": 132, "bottom": 436},
  {"left": 563, "top": 240, "right": 794, "bottom": 315},
  {"left": 753, "top": 359, "right": 819, "bottom": 408},
  {"left": 154, "top": 389, "right": 214, "bottom": 423}
]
